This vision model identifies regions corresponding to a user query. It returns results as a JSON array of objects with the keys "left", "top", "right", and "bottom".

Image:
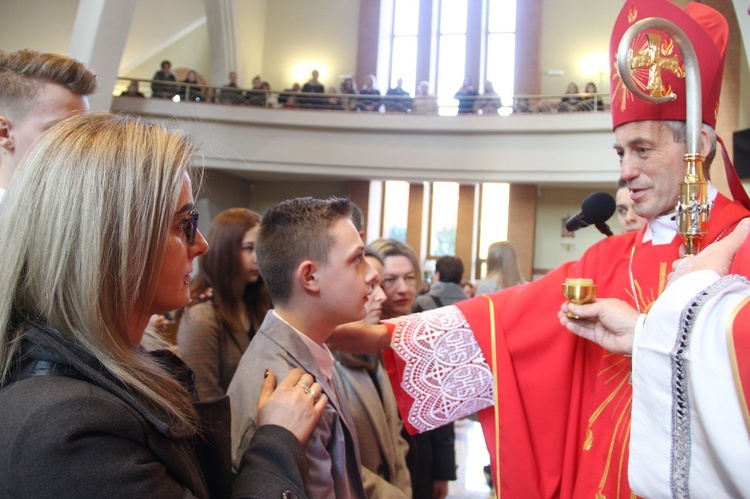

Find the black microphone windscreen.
[{"left": 581, "top": 191, "right": 616, "bottom": 223}]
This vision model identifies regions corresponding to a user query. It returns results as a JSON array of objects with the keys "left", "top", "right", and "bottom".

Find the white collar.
[
  {"left": 642, "top": 183, "right": 718, "bottom": 245},
  {"left": 272, "top": 310, "right": 334, "bottom": 381}
]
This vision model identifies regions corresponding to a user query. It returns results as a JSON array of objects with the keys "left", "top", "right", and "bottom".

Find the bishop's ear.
[{"left": 698, "top": 126, "right": 713, "bottom": 179}]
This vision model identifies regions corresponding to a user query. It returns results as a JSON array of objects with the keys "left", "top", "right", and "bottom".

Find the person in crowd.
[
  {"left": 229, "top": 197, "right": 377, "bottom": 498},
  {"left": 245, "top": 77, "right": 267, "bottom": 107},
  {"left": 260, "top": 81, "right": 277, "bottom": 107},
  {"left": 559, "top": 218, "right": 750, "bottom": 497},
  {"left": 220, "top": 70, "right": 245, "bottom": 105},
  {"left": 454, "top": 75, "right": 478, "bottom": 114},
  {"left": 340, "top": 76, "right": 359, "bottom": 111},
  {"left": 582, "top": 81, "right": 604, "bottom": 111},
  {"left": 475, "top": 241, "right": 527, "bottom": 295},
  {"left": 415, "top": 256, "right": 468, "bottom": 311},
  {"left": 473, "top": 80, "right": 502, "bottom": 115},
  {"left": 180, "top": 70, "right": 204, "bottom": 102},
  {"left": 369, "top": 239, "right": 456, "bottom": 499},
  {"left": 0, "top": 112, "right": 327, "bottom": 498},
  {"left": 412, "top": 81, "right": 438, "bottom": 115},
  {"left": 513, "top": 96, "right": 534, "bottom": 113},
  {"left": 0, "top": 49, "right": 97, "bottom": 200},
  {"left": 332, "top": 247, "right": 412, "bottom": 498},
  {"left": 151, "top": 60, "right": 178, "bottom": 99},
  {"left": 329, "top": 1, "right": 750, "bottom": 496},
  {"left": 615, "top": 178, "right": 646, "bottom": 233},
  {"left": 300, "top": 69, "right": 326, "bottom": 109},
  {"left": 557, "top": 81, "right": 581, "bottom": 112},
  {"left": 120, "top": 80, "right": 145, "bottom": 98},
  {"left": 278, "top": 82, "right": 300, "bottom": 108},
  {"left": 358, "top": 74, "right": 382, "bottom": 112},
  {"left": 385, "top": 78, "right": 413, "bottom": 113},
  {"left": 177, "top": 208, "right": 272, "bottom": 401},
  {"left": 462, "top": 281, "right": 477, "bottom": 298},
  {"left": 324, "top": 86, "right": 343, "bottom": 111}
]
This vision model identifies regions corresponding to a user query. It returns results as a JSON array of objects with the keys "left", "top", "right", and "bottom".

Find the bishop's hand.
[{"left": 559, "top": 298, "right": 640, "bottom": 356}]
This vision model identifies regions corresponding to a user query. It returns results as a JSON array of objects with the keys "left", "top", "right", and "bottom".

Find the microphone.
[{"left": 565, "top": 191, "right": 616, "bottom": 236}]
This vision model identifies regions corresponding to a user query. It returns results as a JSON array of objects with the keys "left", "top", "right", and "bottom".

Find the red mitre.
[{"left": 609, "top": 0, "right": 728, "bottom": 131}]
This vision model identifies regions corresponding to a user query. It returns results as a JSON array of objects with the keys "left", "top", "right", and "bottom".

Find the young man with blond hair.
[{"left": 0, "top": 49, "right": 97, "bottom": 199}]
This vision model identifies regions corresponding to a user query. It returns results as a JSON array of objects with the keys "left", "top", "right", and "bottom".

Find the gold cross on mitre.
[{"left": 628, "top": 33, "right": 684, "bottom": 98}]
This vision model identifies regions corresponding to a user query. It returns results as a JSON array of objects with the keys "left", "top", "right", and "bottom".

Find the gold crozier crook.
[{"left": 617, "top": 18, "right": 709, "bottom": 256}]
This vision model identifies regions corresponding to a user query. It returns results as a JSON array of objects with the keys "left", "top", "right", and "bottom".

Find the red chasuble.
[
  {"left": 384, "top": 193, "right": 749, "bottom": 498},
  {"left": 729, "top": 236, "right": 750, "bottom": 435}
]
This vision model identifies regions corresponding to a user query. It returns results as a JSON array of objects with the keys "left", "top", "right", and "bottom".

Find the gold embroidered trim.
[
  {"left": 482, "top": 294, "right": 501, "bottom": 498},
  {"left": 593, "top": 372, "right": 633, "bottom": 496}
]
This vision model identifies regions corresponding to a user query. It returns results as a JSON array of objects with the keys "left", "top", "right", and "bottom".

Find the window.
[
  {"left": 390, "top": 0, "right": 420, "bottom": 94},
  {"left": 478, "top": 182, "right": 510, "bottom": 277},
  {"left": 429, "top": 182, "right": 459, "bottom": 256},
  {"left": 384, "top": 0, "right": 517, "bottom": 114},
  {"left": 382, "top": 181, "right": 410, "bottom": 241},
  {"left": 485, "top": 0, "right": 516, "bottom": 110},
  {"left": 479, "top": 183, "right": 510, "bottom": 258},
  {"left": 378, "top": 180, "right": 512, "bottom": 280},
  {"left": 436, "top": 0, "right": 468, "bottom": 113}
]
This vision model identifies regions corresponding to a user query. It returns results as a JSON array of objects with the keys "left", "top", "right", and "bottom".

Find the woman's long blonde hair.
[
  {"left": 0, "top": 112, "right": 200, "bottom": 434},
  {"left": 484, "top": 241, "right": 527, "bottom": 289}
]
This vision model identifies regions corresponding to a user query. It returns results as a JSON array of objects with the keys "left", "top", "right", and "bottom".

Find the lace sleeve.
[{"left": 386, "top": 305, "right": 494, "bottom": 433}]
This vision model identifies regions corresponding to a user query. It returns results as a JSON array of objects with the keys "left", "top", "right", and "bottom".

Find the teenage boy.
[
  {"left": 229, "top": 197, "right": 376, "bottom": 498},
  {"left": 0, "top": 49, "right": 97, "bottom": 200}
]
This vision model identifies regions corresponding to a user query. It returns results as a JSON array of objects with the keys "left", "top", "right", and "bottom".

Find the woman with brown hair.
[
  {"left": 178, "top": 208, "right": 272, "bottom": 401},
  {"left": 475, "top": 241, "right": 527, "bottom": 295}
]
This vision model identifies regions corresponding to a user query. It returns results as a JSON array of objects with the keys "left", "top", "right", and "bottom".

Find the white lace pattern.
[{"left": 388, "top": 305, "right": 495, "bottom": 432}]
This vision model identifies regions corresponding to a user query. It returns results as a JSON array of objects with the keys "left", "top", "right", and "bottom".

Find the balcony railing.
[{"left": 115, "top": 77, "right": 610, "bottom": 116}]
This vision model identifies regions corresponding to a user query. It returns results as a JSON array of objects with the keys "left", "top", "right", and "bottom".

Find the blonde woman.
[
  {"left": 475, "top": 241, "right": 527, "bottom": 295},
  {"left": 0, "top": 113, "right": 325, "bottom": 497}
]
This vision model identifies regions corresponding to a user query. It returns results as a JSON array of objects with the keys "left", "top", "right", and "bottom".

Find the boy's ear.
[
  {"left": 298, "top": 260, "right": 320, "bottom": 293},
  {"left": 0, "top": 115, "right": 14, "bottom": 152}
]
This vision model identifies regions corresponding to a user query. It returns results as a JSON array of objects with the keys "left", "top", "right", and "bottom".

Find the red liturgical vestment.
[{"left": 383, "top": 193, "right": 749, "bottom": 498}]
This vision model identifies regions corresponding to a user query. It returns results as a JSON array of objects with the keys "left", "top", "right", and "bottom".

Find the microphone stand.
[{"left": 595, "top": 222, "right": 613, "bottom": 237}]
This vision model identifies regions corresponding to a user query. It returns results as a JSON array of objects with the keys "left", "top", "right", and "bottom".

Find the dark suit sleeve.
[
  {"left": 431, "top": 423, "right": 457, "bottom": 481},
  {"left": 232, "top": 424, "right": 309, "bottom": 498}
]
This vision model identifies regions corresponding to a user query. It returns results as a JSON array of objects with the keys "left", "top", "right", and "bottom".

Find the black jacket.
[{"left": 0, "top": 325, "right": 307, "bottom": 498}]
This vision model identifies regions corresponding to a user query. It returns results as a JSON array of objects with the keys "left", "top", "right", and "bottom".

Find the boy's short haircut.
[
  {"left": 0, "top": 49, "right": 98, "bottom": 121},
  {"left": 435, "top": 256, "right": 464, "bottom": 284},
  {"left": 257, "top": 197, "right": 353, "bottom": 304},
  {"left": 350, "top": 202, "right": 364, "bottom": 232}
]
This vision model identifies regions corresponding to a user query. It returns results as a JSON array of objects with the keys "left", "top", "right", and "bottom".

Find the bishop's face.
[{"left": 614, "top": 121, "right": 687, "bottom": 220}]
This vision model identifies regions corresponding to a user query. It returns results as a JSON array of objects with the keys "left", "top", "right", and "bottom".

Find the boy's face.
[{"left": 315, "top": 217, "right": 377, "bottom": 325}]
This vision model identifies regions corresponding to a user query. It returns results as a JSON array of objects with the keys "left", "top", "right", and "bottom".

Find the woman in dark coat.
[{"left": 0, "top": 112, "right": 326, "bottom": 498}]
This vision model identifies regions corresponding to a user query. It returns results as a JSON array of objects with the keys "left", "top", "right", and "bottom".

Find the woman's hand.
[{"left": 257, "top": 368, "right": 327, "bottom": 444}]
